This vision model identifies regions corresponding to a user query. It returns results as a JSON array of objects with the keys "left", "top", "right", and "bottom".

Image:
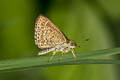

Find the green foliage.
[
  {"left": 0, "top": 0, "right": 120, "bottom": 80},
  {"left": 0, "top": 47, "right": 120, "bottom": 73}
]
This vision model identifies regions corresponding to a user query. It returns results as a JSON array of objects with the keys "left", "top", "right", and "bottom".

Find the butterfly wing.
[{"left": 34, "top": 15, "right": 68, "bottom": 49}]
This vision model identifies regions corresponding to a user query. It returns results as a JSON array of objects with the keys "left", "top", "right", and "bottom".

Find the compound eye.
[{"left": 71, "top": 42, "right": 77, "bottom": 46}]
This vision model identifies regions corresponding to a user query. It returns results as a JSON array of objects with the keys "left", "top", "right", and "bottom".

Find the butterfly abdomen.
[{"left": 38, "top": 48, "right": 55, "bottom": 55}]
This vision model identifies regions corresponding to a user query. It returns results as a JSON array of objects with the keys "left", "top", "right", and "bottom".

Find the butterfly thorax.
[{"left": 54, "top": 40, "right": 76, "bottom": 52}]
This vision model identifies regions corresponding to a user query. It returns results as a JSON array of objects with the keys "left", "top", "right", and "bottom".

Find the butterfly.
[{"left": 34, "top": 15, "right": 77, "bottom": 61}]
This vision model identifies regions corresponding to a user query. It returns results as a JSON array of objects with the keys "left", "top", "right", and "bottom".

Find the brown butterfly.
[{"left": 34, "top": 15, "right": 77, "bottom": 61}]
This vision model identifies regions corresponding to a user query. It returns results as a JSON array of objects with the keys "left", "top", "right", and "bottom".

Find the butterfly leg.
[
  {"left": 49, "top": 51, "right": 56, "bottom": 62},
  {"left": 71, "top": 49, "right": 77, "bottom": 59},
  {"left": 59, "top": 52, "right": 64, "bottom": 62}
]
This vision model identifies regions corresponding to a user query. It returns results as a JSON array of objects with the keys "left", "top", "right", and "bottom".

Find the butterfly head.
[{"left": 68, "top": 40, "right": 77, "bottom": 49}]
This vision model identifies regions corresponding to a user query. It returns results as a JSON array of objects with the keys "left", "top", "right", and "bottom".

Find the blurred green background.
[{"left": 0, "top": 0, "right": 120, "bottom": 80}]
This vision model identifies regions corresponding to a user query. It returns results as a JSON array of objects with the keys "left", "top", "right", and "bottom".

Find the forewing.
[{"left": 34, "top": 15, "right": 68, "bottom": 49}]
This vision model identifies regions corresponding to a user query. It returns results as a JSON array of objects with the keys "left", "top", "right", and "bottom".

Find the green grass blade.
[{"left": 0, "top": 47, "right": 120, "bottom": 72}]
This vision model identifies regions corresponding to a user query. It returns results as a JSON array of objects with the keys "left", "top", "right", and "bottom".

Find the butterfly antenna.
[
  {"left": 77, "top": 45, "right": 80, "bottom": 48},
  {"left": 77, "top": 38, "right": 89, "bottom": 48},
  {"left": 84, "top": 38, "right": 89, "bottom": 41}
]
